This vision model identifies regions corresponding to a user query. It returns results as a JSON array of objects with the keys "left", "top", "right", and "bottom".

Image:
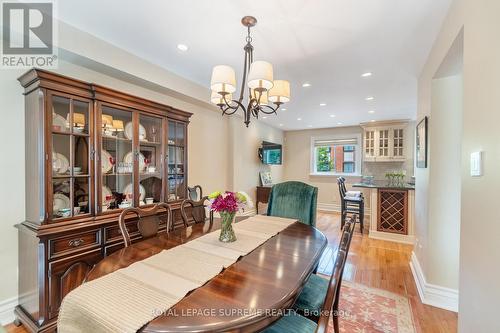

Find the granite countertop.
[{"left": 353, "top": 181, "right": 415, "bottom": 190}]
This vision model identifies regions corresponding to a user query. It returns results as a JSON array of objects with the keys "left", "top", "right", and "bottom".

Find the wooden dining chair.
[
  {"left": 118, "top": 203, "right": 172, "bottom": 247},
  {"left": 187, "top": 185, "right": 203, "bottom": 201},
  {"left": 180, "top": 196, "right": 214, "bottom": 227},
  {"left": 261, "top": 245, "right": 349, "bottom": 333},
  {"left": 290, "top": 216, "right": 356, "bottom": 331}
]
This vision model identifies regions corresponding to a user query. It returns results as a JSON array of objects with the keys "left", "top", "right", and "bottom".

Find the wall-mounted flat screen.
[{"left": 259, "top": 141, "right": 282, "bottom": 165}]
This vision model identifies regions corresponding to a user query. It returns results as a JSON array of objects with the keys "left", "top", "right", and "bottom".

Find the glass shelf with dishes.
[
  {"left": 167, "top": 120, "right": 186, "bottom": 201},
  {"left": 50, "top": 95, "right": 92, "bottom": 220},
  {"left": 139, "top": 114, "right": 164, "bottom": 206},
  {"left": 99, "top": 105, "right": 136, "bottom": 212}
]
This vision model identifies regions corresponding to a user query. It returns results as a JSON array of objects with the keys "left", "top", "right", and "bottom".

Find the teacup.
[
  {"left": 145, "top": 197, "right": 154, "bottom": 205},
  {"left": 59, "top": 208, "right": 71, "bottom": 217},
  {"left": 73, "top": 207, "right": 81, "bottom": 215}
]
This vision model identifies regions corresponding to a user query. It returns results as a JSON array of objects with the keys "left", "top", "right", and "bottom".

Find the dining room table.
[{"left": 85, "top": 215, "right": 327, "bottom": 332}]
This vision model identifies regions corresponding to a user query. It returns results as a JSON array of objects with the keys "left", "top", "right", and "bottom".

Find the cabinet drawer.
[{"left": 49, "top": 229, "right": 101, "bottom": 260}]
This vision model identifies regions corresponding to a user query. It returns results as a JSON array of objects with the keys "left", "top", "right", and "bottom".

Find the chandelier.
[{"left": 210, "top": 16, "right": 290, "bottom": 127}]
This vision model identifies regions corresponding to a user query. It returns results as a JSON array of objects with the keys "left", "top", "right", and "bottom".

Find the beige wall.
[
  {"left": 283, "top": 125, "right": 414, "bottom": 211},
  {"left": 417, "top": 0, "right": 500, "bottom": 330},
  {"left": 427, "top": 75, "right": 462, "bottom": 290},
  {"left": 0, "top": 24, "right": 282, "bottom": 321}
]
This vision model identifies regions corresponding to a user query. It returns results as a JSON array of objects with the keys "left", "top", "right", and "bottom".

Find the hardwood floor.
[
  {"left": 316, "top": 212, "right": 457, "bottom": 333},
  {"left": 3, "top": 211, "right": 457, "bottom": 333}
]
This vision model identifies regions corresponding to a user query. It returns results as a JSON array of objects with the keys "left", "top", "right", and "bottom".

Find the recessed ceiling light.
[
  {"left": 308, "top": 125, "right": 313, "bottom": 128},
  {"left": 337, "top": 122, "right": 343, "bottom": 125},
  {"left": 281, "top": 108, "right": 287, "bottom": 111},
  {"left": 302, "top": 83, "right": 311, "bottom": 88},
  {"left": 319, "top": 103, "right": 327, "bottom": 106},
  {"left": 177, "top": 44, "right": 188, "bottom": 51},
  {"left": 368, "top": 110, "right": 375, "bottom": 114},
  {"left": 361, "top": 72, "right": 372, "bottom": 77},
  {"left": 297, "top": 118, "right": 302, "bottom": 121},
  {"left": 279, "top": 124, "right": 283, "bottom": 127},
  {"left": 262, "top": 116, "right": 267, "bottom": 119},
  {"left": 370, "top": 119, "right": 376, "bottom": 122},
  {"left": 330, "top": 114, "right": 336, "bottom": 118},
  {"left": 365, "top": 96, "right": 374, "bottom": 101}
]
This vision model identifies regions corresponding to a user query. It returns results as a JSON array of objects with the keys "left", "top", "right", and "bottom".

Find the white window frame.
[{"left": 310, "top": 134, "right": 362, "bottom": 176}]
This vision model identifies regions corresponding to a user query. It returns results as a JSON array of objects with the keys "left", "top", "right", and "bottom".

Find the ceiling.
[{"left": 56, "top": 0, "right": 452, "bottom": 130}]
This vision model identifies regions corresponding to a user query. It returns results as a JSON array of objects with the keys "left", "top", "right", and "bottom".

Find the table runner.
[{"left": 57, "top": 215, "right": 296, "bottom": 333}]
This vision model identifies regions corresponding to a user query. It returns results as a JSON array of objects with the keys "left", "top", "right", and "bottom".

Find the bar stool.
[{"left": 337, "top": 177, "right": 364, "bottom": 233}]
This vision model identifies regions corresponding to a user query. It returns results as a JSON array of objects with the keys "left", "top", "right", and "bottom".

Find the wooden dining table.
[{"left": 86, "top": 216, "right": 328, "bottom": 332}]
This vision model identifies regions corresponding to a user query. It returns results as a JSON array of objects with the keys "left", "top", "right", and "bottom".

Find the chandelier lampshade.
[
  {"left": 210, "top": 65, "right": 237, "bottom": 94},
  {"left": 248, "top": 61, "right": 274, "bottom": 90},
  {"left": 251, "top": 88, "right": 269, "bottom": 105},
  {"left": 209, "top": 16, "right": 290, "bottom": 127},
  {"left": 268, "top": 80, "right": 291, "bottom": 103},
  {"left": 211, "top": 91, "right": 233, "bottom": 106}
]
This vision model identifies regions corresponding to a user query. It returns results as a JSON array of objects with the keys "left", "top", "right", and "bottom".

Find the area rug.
[{"left": 327, "top": 280, "right": 416, "bottom": 333}]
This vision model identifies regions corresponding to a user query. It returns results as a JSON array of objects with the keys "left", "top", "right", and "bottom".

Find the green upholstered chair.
[
  {"left": 266, "top": 181, "right": 318, "bottom": 227},
  {"left": 293, "top": 217, "right": 356, "bottom": 332},
  {"left": 261, "top": 311, "right": 317, "bottom": 333}
]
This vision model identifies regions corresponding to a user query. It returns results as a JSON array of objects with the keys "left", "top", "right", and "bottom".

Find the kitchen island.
[{"left": 353, "top": 182, "right": 415, "bottom": 244}]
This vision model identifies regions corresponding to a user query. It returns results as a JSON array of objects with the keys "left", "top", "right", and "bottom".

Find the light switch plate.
[{"left": 470, "top": 151, "right": 483, "bottom": 176}]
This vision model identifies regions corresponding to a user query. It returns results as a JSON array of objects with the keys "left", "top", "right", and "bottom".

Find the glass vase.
[{"left": 219, "top": 211, "right": 237, "bottom": 243}]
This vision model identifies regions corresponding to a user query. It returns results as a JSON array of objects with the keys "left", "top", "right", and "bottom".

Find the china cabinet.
[
  {"left": 15, "top": 69, "right": 192, "bottom": 332},
  {"left": 361, "top": 121, "right": 408, "bottom": 162}
]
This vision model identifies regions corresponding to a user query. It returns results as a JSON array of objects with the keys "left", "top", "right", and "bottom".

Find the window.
[{"left": 311, "top": 136, "right": 361, "bottom": 176}]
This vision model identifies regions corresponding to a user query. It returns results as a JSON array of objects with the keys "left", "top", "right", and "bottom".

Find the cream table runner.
[{"left": 57, "top": 215, "right": 296, "bottom": 333}]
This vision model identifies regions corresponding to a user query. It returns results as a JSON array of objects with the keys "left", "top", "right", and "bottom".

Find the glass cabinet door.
[
  {"left": 50, "top": 94, "right": 92, "bottom": 220},
  {"left": 138, "top": 114, "right": 164, "bottom": 206},
  {"left": 167, "top": 120, "right": 186, "bottom": 201},
  {"left": 99, "top": 105, "right": 134, "bottom": 212}
]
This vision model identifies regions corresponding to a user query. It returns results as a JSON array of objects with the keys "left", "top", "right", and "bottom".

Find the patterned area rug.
[{"left": 329, "top": 281, "right": 416, "bottom": 333}]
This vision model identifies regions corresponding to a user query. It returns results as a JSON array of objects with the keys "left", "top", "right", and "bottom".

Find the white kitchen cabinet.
[{"left": 362, "top": 121, "right": 408, "bottom": 162}]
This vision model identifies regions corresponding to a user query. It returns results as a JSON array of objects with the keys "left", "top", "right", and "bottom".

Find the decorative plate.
[
  {"left": 101, "top": 150, "right": 113, "bottom": 174},
  {"left": 53, "top": 193, "right": 70, "bottom": 212},
  {"left": 122, "top": 183, "right": 146, "bottom": 201},
  {"left": 123, "top": 151, "right": 146, "bottom": 171},
  {"left": 124, "top": 122, "right": 147, "bottom": 141},
  {"left": 102, "top": 185, "right": 112, "bottom": 201},
  {"left": 52, "top": 152, "right": 69, "bottom": 174},
  {"left": 52, "top": 113, "right": 67, "bottom": 131}
]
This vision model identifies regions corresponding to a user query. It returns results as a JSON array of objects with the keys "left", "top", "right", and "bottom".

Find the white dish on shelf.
[
  {"left": 102, "top": 185, "right": 113, "bottom": 201},
  {"left": 52, "top": 152, "right": 69, "bottom": 174},
  {"left": 124, "top": 122, "right": 146, "bottom": 141},
  {"left": 53, "top": 193, "right": 70, "bottom": 213},
  {"left": 123, "top": 183, "right": 146, "bottom": 201},
  {"left": 123, "top": 151, "right": 146, "bottom": 171},
  {"left": 52, "top": 113, "right": 67, "bottom": 131},
  {"left": 101, "top": 150, "right": 113, "bottom": 173}
]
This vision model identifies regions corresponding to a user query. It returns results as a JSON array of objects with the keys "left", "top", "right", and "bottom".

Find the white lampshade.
[
  {"left": 248, "top": 61, "right": 274, "bottom": 90},
  {"left": 268, "top": 80, "right": 290, "bottom": 103},
  {"left": 211, "top": 91, "right": 232, "bottom": 105},
  {"left": 210, "top": 65, "right": 236, "bottom": 94},
  {"left": 251, "top": 88, "right": 268, "bottom": 105}
]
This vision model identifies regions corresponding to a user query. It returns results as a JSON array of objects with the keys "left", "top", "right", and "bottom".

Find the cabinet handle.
[{"left": 68, "top": 238, "right": 84, "bottom": 247}]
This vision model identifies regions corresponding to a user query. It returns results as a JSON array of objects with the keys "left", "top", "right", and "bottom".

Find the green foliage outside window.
[{"left": 316, "top": 146, "right": 332, "bottom": 172}]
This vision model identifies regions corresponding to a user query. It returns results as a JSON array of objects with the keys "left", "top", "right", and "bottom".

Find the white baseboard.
[
  {"left": 409, "top": 251, "right": 458, "bottom": 312},
  {"left": 369, "top": 230, "right": 415, "bottom": 245},
  {"left": 0, "top": 296, "right": 17, "bottom": 326}
]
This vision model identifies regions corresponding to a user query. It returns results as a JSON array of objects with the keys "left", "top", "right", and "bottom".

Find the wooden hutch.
[{"left": 15, "top": 69, "right": 192, "bottom": 332}]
